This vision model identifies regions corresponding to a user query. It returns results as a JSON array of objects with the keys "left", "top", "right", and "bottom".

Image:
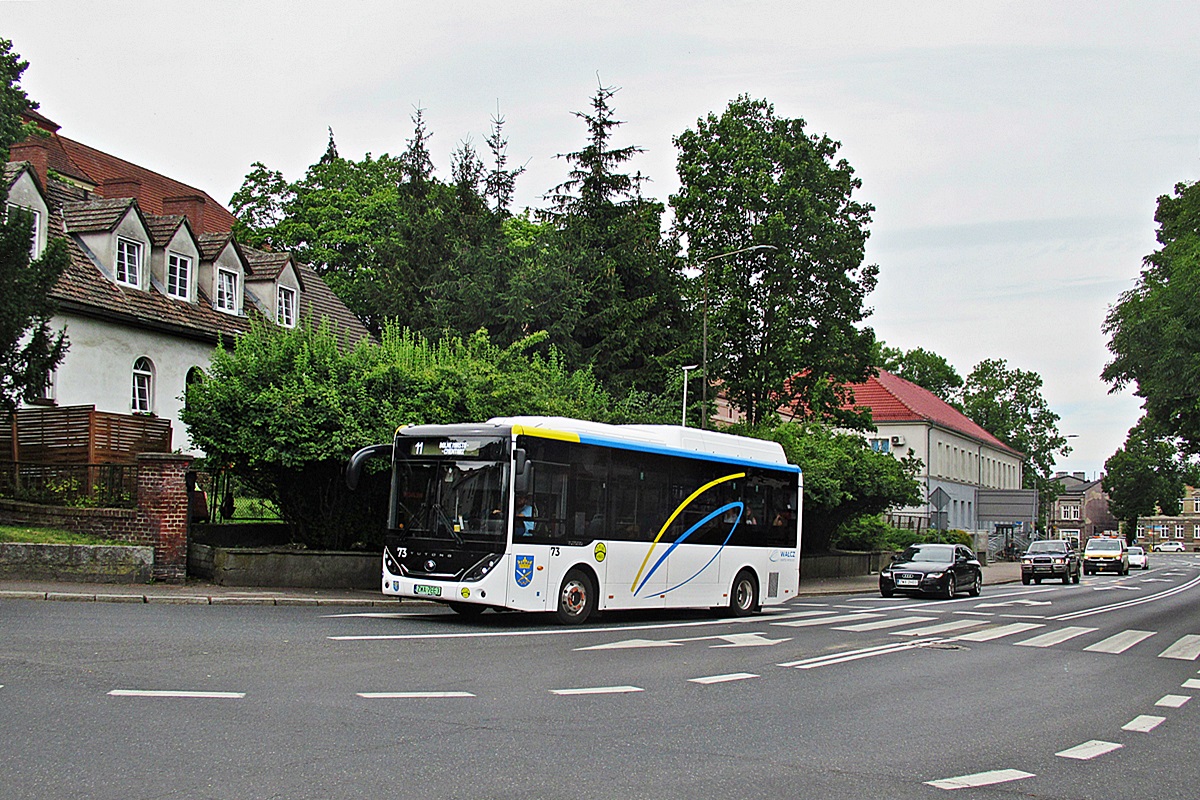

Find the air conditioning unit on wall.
[{"left": 891, "top": 435, "right": 906, "bottom": 446}]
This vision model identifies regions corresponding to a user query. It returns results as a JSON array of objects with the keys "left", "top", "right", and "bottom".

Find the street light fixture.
[
  {"left": 699, "top": 244, "right": 778, "bottom": 429},
  {"left": 680, "top": 364, "right": 699, "bottom": 427}
]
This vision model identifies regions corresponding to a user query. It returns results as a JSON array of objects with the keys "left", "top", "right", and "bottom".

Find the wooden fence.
[{"left": 2, "top": 405, "right": 171, "bottom": 464}]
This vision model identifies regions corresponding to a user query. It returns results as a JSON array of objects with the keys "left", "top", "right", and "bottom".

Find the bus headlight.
[
  {"left": 463, "top": 553, "right": 501, "bottom": 582},
  {"left": 383, "top": 548, "right": 406, "bottom": 577}
]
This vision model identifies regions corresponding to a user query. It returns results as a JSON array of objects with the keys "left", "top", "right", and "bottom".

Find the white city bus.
[{"left": 345, "top": 416, "right": 801, "bottom": 624}]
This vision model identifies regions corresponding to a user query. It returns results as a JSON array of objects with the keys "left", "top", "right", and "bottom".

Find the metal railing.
[{"left": 0, "top": 461, "right": 138, "bottom": 508}]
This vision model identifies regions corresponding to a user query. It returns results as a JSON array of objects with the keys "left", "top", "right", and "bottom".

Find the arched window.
[
  {"left": 132, "top": 357, "right": 155, "bottom": 414},
  {"left": 184, "top": 366, "right": 205, "bottom": 412}
]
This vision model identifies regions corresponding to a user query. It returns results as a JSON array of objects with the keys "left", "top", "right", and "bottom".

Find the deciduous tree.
[
  {"left": 1103, "top": 180, "right": 1200, "bottom": 452},
  {"left": 1103, "top": 420, "right": 1191, "bottom": 543},
  {"left": 0, "top": 38, "right": 69, "bottom": 414},
  {"left": 671, "top": 95, "right": 878, "bottom": 425}
]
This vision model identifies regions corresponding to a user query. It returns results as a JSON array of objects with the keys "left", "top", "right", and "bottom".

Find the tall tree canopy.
[
  {"left": 877, "top": 343, "right": 963, "bottom": 403},
  {"left": 1103, "top": 419, "right": 1191, "bottom": 543},
  {"left": 961, "top": 358, "right": 1069, "bottom": 522},
  {"left": 1103, "top": 180, "right": 1200, "bottom": 452},
  {"left": 0, "top": 37, "right": 69, "bottom": 414},
  {"left": 671, "top": 95, "right": 878, "bottom": 426}
]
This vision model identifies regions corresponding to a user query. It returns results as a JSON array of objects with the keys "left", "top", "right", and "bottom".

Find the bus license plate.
[{"left": 413, "top": 584, "right": 442, "bottom": 597}]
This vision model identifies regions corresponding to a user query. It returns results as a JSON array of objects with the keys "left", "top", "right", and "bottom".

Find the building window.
[
  {"left": 31, "top": 368, "right": 56, "bottom": 405},
  {"left": 167, "top": 252, "right": 192, "bottom": 299},
  {"left": 216, "top": 268, "right": 239, "bottom": 313},
  {"left": 1176, "top": 524, "right": 1185, "bottom": 539},
  {"left": 116, "top": 237, "right": 142, "bottom": 287},
  {"left": 868, "top": 437, "right": 890, "bottom": 454},
  {"left": 132, "top": 357, "right": 154, "bottom": 414},
  {"left": 277, "top": 285, "right": 296, "bottom": 327}
]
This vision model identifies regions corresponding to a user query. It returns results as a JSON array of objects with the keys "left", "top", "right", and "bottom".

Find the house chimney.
[
  {"left": 8, "top": 139, "right": 50, "bottom": 187},
  {"left": 1073, "top": 472, "right": 1085, "bottom": 480},
  {"left": 101, "top": 177, "right": 143, "bottom": 202},
  {"left": 162, "top": 194, "right": 207, "bottom": 233}
]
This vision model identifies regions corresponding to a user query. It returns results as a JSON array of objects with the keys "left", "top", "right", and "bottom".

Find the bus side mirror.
[
  {"left": 345, "top": 443, "right": 393, "bottom": 491},
  {"left": 514, "top": 448, "right": 529, "bottom": 493}
]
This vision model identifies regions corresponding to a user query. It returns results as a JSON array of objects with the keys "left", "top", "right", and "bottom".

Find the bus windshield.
[{"left": 395, "top": 446, "right": 508, "bottom": 545}]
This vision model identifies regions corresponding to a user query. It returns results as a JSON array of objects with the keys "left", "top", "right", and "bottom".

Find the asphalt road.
[{"left": 4, "top": 554, "right": 1200, "bottom": 800}]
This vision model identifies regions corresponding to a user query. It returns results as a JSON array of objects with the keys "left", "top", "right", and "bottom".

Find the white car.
[
  {"left": 1156, "top": 541, "right": 1186, "bottom": 553},
  {"left": 1128, "top": 546, "right": 1149, "bottom": 569}
]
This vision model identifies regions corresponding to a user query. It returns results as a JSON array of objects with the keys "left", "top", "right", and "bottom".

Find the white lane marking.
[
  {"left": 779, "top": 638, "right": 948, "bottom": 669},
  {"left": 1015, "top": 626, "right": 1097, "bottom": 648},
  {"left": 331, "top": 614, "right": 773, "bottom": 641},
  {"left": 925, "top": 769, "right": 1034, "bottom": 790},
  {"left": 834, "top": 616, "right": 936, "bottom": 632},
  {"left": 975, "top": 599, "right": 1051, "bottom": 608},
  {"left": 1056, "top": 740, "right": 1123, "bottom": 760},
  {"left": 1123, "top": 714, "right": 1166, "bottom": 732},
  {"left": 1084, "top": 630, "right": 1155, "bottom": 654},
  {"left": 772, "top": 613, "right": 883, "bottom": 628},
  {"left": 108, "top": 690, "right": 245, "bottom": 699},
  {"left": 1054, "top": 573, "right": 1200, "bottom": 620},
  {"left": 1158, "top": 634, "right": 1200, "bottom": 660},
  {"left": 577, "top": 638, "right": 683, "bottom": 650},
  {"left": 891, "top": 619, "right": 988, "bottom": 637},
  {"left": 1181, "top": 679, "right": 1200, "bottom": 690},
  {"left": 954, "top": 622, "right": 1044, "bottom": 642},
  {"left": 1157, "top": 694, "right": 1191, "bottom": 708},
  {"left": 358, "top": 691, "right": 474, "bottom": 699},
  {"left": 689, "top": 672, "right": 759, "bottom": 685},
  {"left": 577, "top": 632, "right": 789, "bottom": 651},
  {"left": 707, "top": 632, "right": 791, "bottom": 647},
  {"left": 551, "top": 685, "right": 643, "bottom": 696}
]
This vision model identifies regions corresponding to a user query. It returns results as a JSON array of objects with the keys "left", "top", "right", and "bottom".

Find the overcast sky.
[{"left": 7, "top": 1, "right": 1198, "bottom": 478}]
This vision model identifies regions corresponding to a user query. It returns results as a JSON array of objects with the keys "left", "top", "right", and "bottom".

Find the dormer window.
[
  {"left": 167, "top": 252, "right": 192, "bottom": 300},
  {"left": 116, "top": 237, "right": 143, "bottom": 287},
  {"left": 277, "top": 285, "right": 297, "bottom": 327},
  {"left": 216, "top": 268, "right": 239, "bottom": 313}
]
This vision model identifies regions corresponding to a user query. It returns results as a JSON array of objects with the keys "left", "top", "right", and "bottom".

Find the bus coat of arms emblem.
[{"left": 514, "top": 554, "right": 535, "bottom": 587}]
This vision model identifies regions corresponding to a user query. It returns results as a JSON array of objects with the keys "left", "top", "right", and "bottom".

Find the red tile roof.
[{"left": 847, "top": 369, "right": 1022, "bottom": 456}]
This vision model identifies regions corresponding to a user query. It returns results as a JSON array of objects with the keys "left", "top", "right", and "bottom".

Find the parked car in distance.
[
  {"left": 1083, "top": 537, "right": 1129, "bottom": 575},
  {"left": 1155, "top": 541, "right": 1186, "bottom": 552},
  {"left": 1128, "top": 546, "right": 1149, "bottom": 570},
  {"left": 880, "top": 543, "right": 982, "bottom": 599},
  {"left": 1021, "top": 539, "right": 1081, "bottom": 585}
]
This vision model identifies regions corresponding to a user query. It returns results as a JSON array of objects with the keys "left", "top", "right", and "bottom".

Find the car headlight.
[
  {"left": 880, "top": 570, "right": 892, "bottom": 578},
  {"left": 1021, "top": 558, "right": 1032, "bottom": 564},
  {"left": 925, "top": 571, "right": 943, "bottom": 579},
  {"left": 1053, "top": 558, "right": 1064, "bottom": 565}
]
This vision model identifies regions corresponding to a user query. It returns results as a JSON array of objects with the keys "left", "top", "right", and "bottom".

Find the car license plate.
[
  {"left": 897, "top": 579, "right": 919, "bottom": 587},
  {"left": 413, "top": 584, "right": 442, "bottom": 597}
]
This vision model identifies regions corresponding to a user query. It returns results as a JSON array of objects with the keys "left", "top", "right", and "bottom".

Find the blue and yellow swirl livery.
[{"left": 631, "top": 472, "right": 745, "bottom": 596}]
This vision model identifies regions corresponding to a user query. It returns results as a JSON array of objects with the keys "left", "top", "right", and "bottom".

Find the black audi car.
[{"left": 879, "top": 543, "right": 983, "bottom": 599}]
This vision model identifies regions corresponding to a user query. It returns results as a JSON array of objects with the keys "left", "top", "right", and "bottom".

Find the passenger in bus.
[{"left": 516, "top": 493, "right": 536, "bottom": 535}]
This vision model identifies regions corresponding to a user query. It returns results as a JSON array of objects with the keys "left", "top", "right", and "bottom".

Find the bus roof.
[{"left": 496, "top": 416, "right": 796, "bottom": 471}]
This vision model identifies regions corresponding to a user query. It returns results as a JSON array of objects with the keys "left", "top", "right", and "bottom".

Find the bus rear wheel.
[
  {"left": 730, "top": 569, "right": 759, "bottom": 617},
  {"left": 555, "top": 568, "right": 596, "bottom": 625}
]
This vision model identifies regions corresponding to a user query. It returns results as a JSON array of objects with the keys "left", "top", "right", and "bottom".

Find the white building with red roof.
[
  {"left": 5, "top": 111, "right": 370, "bottom": 453},
  {"left": 843, "top": 369, "right": 1036, "bottom": 550}
]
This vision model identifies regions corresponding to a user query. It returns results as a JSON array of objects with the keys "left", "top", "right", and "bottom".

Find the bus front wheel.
[
  {"left": 555, "top": 568, "right": 596, "bottom": 625},
  {"left": 730, "top": 570, "right": 759, "bottom": 617}
]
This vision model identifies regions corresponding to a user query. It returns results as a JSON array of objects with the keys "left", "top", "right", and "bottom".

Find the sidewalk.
[{"left": 0, "top": 560, "right": 1024, "bottom": 606}]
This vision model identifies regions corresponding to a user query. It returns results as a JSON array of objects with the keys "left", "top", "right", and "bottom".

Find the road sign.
[{"left": 929, "top": 487, "right": 950, "bottom": 510}]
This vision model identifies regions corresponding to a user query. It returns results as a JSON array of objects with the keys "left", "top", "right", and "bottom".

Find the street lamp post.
[
  {"left": 699, "top": 244, "right": 777, "bottom": 429},
  {"left": 680, "top": 364, "right": 699, "bottom": 427}
]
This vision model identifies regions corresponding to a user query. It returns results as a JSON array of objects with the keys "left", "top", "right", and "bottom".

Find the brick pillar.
[{"left": 136, "top": 453, "right": 194, "bottom": 583}]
